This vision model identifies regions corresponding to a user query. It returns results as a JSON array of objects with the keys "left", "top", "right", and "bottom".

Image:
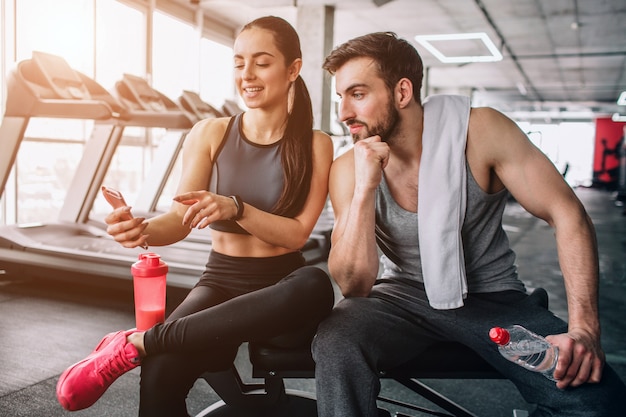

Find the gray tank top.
[
  {"left": 375, "top": 162, "right": 525, "bottom": 293},
  {"left": 208, "top": 113, "right": 284, "bottom": 234}
]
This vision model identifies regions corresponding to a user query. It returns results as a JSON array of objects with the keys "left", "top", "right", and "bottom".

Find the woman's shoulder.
[
  {"left": 312, "top": 129, "right": 332, "bottom": 142},
  {"left": 311, "top": 130, "right": 334, "bottom": 157},
  {"left": 183, "top": 116, "right": 234, "bottom": 158},
  {"left": 186, "top": 116, "right": 232, "bottom": 143},
  {"left": 191, "top": 116, "right": 232, "bottom": 136}
]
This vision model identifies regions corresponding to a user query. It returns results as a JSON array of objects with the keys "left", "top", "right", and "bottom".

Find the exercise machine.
[{"left": 0, "top": 52, "right": 206, "bottom": 288}]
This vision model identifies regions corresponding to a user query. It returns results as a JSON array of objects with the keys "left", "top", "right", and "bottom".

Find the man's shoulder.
[
  {"left": 468, "top": 107, "right": 511, "bottom": 136},
  {"left": 423, "top": 94, "right": 470, "bottom": 113}
]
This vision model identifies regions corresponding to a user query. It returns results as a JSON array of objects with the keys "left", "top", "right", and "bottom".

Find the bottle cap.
[
  {"left": 131, "top": 252, "right": 168, "bottom": 277},
  {"left": 489, "top": 327, "right": 510, "bottom": 345}
]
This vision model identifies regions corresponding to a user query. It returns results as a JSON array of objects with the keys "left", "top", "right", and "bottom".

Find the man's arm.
[
  {"left": 328, "top": 136, "right": 389, "bottom": 297},
  {"left": 468, "top": 107, "right": 604, "bottom": 389}
]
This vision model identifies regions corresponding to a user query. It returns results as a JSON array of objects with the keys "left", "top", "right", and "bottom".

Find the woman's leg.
[
  {"left": 139, "top": 285, "right": 238, "bottom": 417},
  {"left": 145, "top": 265, "right": 335, "bottom": 353},
  {"left": 57, "top": 252, "right": 334, "bottom": 415},
  {"left": 139, "top": 257, "right": 334, "bottom": 417},
  {"left": 139, "top": 347, "right": 238, "bottom": 417}
]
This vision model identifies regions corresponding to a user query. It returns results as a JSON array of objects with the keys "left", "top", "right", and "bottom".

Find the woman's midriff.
[{"left": 209, "top": 229, "right": 296, "bottom": 258}]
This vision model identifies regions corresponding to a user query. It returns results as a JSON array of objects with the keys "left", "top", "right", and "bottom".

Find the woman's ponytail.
[{"left": 273, "top": 75, "right": 314, "bottom": 217}]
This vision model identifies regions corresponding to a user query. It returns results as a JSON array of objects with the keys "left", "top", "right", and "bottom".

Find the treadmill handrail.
[
  {"left": 115, "top": 110, "right": 194, "bottom": 129},
  {"left": 30, "top": 98, "right": 115, "bottom": 120}
]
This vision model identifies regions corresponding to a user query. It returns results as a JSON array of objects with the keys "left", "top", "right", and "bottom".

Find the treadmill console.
[
  {"left": 31, "top": 51, "right": 90, "bottom": 100},
  {"left": 179, "top": 90, "right": 222, "bottom": 119},
  {"left": 3, "top": 51, "right": 122, "bottom": 120},
  {"left": 118, "top": 74, "right": 167, "bottom": 112},
  {"left": 222, "top": 99, "right": 244, "bottom": 116}
]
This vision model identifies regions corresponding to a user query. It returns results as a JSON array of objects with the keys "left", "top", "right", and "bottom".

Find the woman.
[{"left": 56, "top": 16, "right": 335, "bottom": 416}]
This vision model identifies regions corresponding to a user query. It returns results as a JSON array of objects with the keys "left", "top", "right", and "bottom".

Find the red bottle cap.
[
  {"left": 131, "top": 252, "right": 168, "bottom": 277},
  {"left": 489, "top": 327, "right": 510, "bottom": 345}
]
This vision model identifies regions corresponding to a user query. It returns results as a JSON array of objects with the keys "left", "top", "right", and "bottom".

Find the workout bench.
[{"left": 195, "top": 288, "right": 547, "bottom": 417}]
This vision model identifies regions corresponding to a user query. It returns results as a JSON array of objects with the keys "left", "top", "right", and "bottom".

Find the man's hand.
[
  {"left": 546, "top": 329, "right": 605, "bottom": 389},
  {"left": 353, "top": 135, "right": 390, "bottom": 193}
]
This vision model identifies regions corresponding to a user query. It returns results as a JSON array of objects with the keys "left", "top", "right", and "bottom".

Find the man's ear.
[{"left": 395, "top": 78, "right": 413, "bottom": 108}]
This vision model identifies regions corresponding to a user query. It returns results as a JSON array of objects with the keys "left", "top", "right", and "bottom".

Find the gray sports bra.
[{"left": 208, "top": 113, "right": 284, "bottom": 234}]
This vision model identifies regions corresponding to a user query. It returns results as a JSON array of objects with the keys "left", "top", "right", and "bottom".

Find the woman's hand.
[
  {"left": 104, "top": 207, "right": 149, "bottom": 248},
  {"left": 173, "top": 191, "right": 238, "bottom": 229}
]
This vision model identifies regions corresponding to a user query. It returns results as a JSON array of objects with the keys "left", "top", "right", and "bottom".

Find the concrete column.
[{"left": 296, "top": 5, "right": 334, "bottom": 132}]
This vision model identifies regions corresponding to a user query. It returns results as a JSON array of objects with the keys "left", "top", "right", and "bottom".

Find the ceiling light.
[
  {"left": 617, "top": 91, "right": 626, "bottom": 106},
  {"left": 414, "top": 32, "right": 503, "bottom": 63},
  {"left": 612, "top": 113, "right": 626, "bottom": 122}
]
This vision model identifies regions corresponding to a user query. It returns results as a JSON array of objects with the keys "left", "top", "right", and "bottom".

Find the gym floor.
[{"left": 1, "top": 186, "right": 624, "bottom": 416}]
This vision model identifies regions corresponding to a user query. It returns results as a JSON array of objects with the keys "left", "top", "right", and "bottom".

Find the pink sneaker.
[
  {"left": 89, "top": 329, "right": 136, "bottom": 355},
  {"left": 56, "top": 330, "right": 141, "bottom": 411}
]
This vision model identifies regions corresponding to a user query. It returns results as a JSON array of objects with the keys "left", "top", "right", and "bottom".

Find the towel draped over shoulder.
[{"left": 417, "top": 95, "right": 471, "bottom": 309}]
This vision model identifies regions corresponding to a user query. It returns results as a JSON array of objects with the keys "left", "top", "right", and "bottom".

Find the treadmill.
[
  {"left": 0, "top": 52, "right": 209, "bottom": 288},
  {"left": 178, "top": 90, "right": 224, "bottom": 122}
]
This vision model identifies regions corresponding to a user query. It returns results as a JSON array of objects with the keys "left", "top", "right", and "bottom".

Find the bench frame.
[
  {"left": 195, "top": 288, "right": 547, "bottom": 417},
  {"left": 195, "top": 342, "right": 504, "bottom": 417}
]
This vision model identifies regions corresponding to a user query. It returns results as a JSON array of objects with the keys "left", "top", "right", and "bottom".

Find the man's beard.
[{"left": 350, "top": 99, "right": 400, "bottom": 144}]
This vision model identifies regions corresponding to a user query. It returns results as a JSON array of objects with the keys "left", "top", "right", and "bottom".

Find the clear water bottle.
[{"left": 489, "top": 325, "right": 558, "bottom": 381}]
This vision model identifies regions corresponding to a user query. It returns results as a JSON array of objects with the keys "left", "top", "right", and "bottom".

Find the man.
[{"left": 312, "top": 32, "right": 626, "bottom": 417}]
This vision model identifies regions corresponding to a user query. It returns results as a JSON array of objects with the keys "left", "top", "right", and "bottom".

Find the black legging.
[{"left": 138, "top": 251, "right": 335, "bottom": 417}]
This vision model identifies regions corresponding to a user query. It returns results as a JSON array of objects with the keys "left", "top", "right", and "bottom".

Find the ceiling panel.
[{"left": 182, "top": 0, "right": 626, "bottom": 121}]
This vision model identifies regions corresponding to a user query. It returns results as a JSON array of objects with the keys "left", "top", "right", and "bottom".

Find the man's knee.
[
  {"left": 311, "top": 317, "right": 340, "bottom": 363},
  {"left": 312, "top": 306, "right": 367, "bottom": 366},
  {"left": 526, "top": 365, "right": 626, "bottom": 417}
]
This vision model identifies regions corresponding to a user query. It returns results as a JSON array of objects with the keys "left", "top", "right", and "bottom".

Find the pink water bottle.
[{"left": 131, "top": 253, "right": 168, "bottom": 331}]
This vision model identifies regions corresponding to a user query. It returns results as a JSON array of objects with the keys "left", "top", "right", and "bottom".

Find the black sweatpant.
[{"left": 138, "top": 250, "right": 335, "bottom": 417}]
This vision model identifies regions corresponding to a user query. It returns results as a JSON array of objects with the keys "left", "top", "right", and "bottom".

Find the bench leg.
[
  {"left": 197, "top": 368, "right": 319, "bottom": 417},
  {"left": 391, "top": 376, "right": 479, "bottom": 417},
  {"left": 200, "top": 367, "right": 284, "bottom": 407},
  {"left": 195, "top": 388, "right": 318, "bottom": 417}
]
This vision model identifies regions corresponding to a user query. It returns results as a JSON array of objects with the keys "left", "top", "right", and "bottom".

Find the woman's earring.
[{"left": 287, "top": 82, "right": 295, "bottom": 115}]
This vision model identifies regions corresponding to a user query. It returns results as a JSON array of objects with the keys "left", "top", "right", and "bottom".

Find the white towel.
[{"left": 417, "top": 95, "right": 470, "bottom": 309}]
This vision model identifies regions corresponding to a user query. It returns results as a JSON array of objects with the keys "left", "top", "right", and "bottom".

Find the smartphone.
[
  {"left": 101, "top": 186, "right": 132, "bottom": 220},
  {"left": 101, "top": 186, "right": 148, "bottom": 249}
]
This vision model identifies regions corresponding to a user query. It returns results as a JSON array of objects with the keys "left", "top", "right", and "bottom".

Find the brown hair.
[
  {"left": 240, "top": 16, "right": 313, "bottom": 217},
  {"left": 323, "top": 32, "right": 424, "bottom": 102}
]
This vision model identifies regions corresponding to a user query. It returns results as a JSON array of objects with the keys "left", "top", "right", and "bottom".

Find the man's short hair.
[{"left": 323, "top": 32, "right": 424, "bottom": 100}]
